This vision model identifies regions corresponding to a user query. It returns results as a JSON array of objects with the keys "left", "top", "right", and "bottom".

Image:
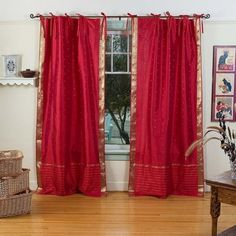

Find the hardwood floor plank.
[{"left": 0, "top": 192, "right": 236, "bottom": 235}]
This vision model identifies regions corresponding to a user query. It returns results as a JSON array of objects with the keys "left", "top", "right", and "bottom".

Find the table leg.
[{"left": 210, "top": 186, "right": 221, "bottom": 236}]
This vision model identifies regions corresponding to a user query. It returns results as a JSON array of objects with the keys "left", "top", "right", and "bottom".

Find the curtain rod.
[{"left": 30, "top": 13, "right": 210, "bottom": 19}]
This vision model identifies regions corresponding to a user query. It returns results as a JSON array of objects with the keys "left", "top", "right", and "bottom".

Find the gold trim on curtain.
[
  {"left": 98, "top": 18, "right": 107, "bottom": 194},
  {"left": 36, "top": 23, "right": 45, "bottom": 188},
  {"left": 195, "top": 18, "right": 204, "bottom": 196},
  {"left": 128, "top": 17, "right": 138, "bottom": 194}
]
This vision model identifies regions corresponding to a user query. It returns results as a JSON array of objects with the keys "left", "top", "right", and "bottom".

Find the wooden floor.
[{"left": 1, "top": 192, "right": 236, "bottom": 236}]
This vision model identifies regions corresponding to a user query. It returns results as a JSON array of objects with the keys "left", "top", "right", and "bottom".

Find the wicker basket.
[
  {"left": 0, "top": 169, "right": 30, "bottom": 197},
  {"left": 0, "top": 190, "right": 32, "bottom": 218},
  {"left": 0, "top": 150, "right": 23, "bottom": 178}
]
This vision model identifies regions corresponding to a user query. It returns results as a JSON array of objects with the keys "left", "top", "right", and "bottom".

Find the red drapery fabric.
[
  {"left": 131, "top": 17, "right": 201, "bottom": 197},
  {"left": 39, "top": 16, "right": 104, "bottom": 196}
]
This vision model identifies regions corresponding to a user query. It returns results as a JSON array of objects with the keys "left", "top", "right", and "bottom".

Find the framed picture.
[
  {"left": 215, "top": 73, "right": 234, "bottom": 96},
  {"left": 215, "top": 47, "right": 235, "bottom": 72},
  {"left": 2, "top": 55, "right": 21, "bottom": 77},
  {"left": 212, "top": 46, "right": 236, "bottom": 121},
  {"left": 214, "top": 97, "right": 233, "bottom": 120}
]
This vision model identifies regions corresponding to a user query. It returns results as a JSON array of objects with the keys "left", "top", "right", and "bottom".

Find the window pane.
[
  {"left": 113, "top": 34, "right": 127, "bottom": 52},
  {"left": 113, "top": 54, "right": 127, "bottom": 72},
  {"left": 107, "top": 20, "right": 127, "bottom": 31},
  {"left": 106, "top": 35, "right": 111, "bottom": 52},
  {"left": 105, "top": 54, "right": 111, "bottom": 72},
  {"left": 105, "top": 74, "right": 131, "bottom": 145}
]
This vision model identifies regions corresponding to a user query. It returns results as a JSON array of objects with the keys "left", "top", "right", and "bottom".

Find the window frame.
[{"left": 105, "top": 30, "right": 131, "bottom": 75}]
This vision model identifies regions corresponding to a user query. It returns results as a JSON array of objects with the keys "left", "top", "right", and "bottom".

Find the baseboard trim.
[
  {"left": 30, "top": 180, "right": 210, "bottom": 193},
  {"left": 30, "top": 180, "right": 38, "bottom": 191}
]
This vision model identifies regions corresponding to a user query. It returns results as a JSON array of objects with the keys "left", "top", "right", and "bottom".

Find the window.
[{"left": 105, "top": 20, "right": 131, "bottom": 145}]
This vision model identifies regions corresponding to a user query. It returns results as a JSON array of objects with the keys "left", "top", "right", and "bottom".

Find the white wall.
[
  {"left": 0, "top": 0, "right": 236, "bottom": 21},
  {"left": 202, "top": 21, "right": 236, "bottom": 181},
  {"left": 0, "top": 21, "right": 39, "bottom": 74},
  {"left": 0, "top": 86, "right": 37, "bottom": 188},
  {"left": 0, "top": 21, "right": 39, "bottom": 189},
  {"left": 106, "top": 161, "right": 129, "bottom": 191},
  {"left": 1, "top": 2, "right": 236, "bottom": 191}
]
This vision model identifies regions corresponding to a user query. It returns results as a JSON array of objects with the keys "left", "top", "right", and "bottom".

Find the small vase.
[{"left": 230, "top": 159, "right": 236, "bottom": 180}]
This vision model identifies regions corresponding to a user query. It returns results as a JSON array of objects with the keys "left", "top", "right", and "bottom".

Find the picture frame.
[
  {"left": 214, "top": 97, "right": 233, "bottom": 121},
  {"left": 212, "top": 46, "right": 236, "bottom": 121},
  {"left": 2, "top": 55, "right": 21, "bottom": 77}
]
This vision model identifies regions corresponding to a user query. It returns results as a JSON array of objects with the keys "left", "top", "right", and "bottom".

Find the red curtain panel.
[
  {"left": 39, "top": 16, "right": 104, "bottom": 196},
  {"left": 130, "top": 17, "right": 202, "bottom": 197}
]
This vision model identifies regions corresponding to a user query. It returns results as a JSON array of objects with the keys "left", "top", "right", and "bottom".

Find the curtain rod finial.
[
  {"left": 165, "top": 11, "right": 171, "bottom": 16},
  {"left": 30, "top": 14, "right": 40, "bottom": 19}
]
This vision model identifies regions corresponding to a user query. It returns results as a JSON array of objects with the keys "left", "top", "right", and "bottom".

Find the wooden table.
[{"left": 205, "top": 171, "right": 236, "bottom": 236}]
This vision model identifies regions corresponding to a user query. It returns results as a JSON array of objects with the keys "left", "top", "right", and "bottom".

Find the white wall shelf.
[{"left": 0, "top": 77, "right": 38, "bottom": 86}]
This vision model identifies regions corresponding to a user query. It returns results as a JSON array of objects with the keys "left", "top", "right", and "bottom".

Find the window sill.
[
  {"left": 105, "top": 144, "right": 130, "bottom": 161},
  {"left": 105, "top": 150, "right": 130, "bottom": 155},
  {"left": 0, "top": 77, "right": 38, "bottom": 86}
]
